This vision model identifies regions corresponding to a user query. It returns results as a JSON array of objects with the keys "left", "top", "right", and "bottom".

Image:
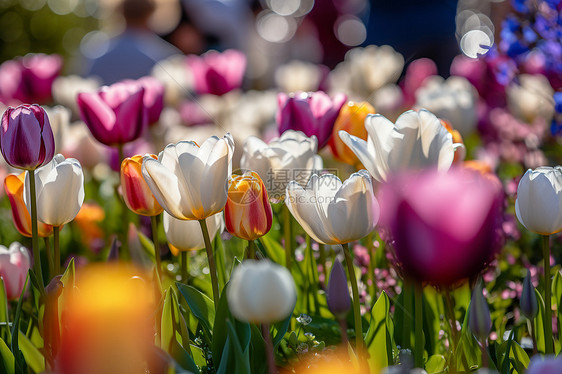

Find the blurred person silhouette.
[
  {"left": 364, "top": 0, "right": 459, "bottom": 77},
  {"left": 161, "top": 5, "right": 205, "bottom": 55},
  {"left": 85, "top": 0, "right": 181, "bottom": 85}
]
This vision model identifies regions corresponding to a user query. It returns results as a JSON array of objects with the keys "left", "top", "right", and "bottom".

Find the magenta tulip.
[
  {"left": 187, "top": 49, "right": 246, "bottom": 96},
  {"left": 77, "top": 81, "right": 147, "bottom": 146},
  {"left": 127, "top": 77, "right": 164, "bottom": 125},
  {"left": 277, "top": 91, "right": 346, "bottom": 149},
  {"left": 379, "top": 168, "right": 503, "bottom": 285},
  {"left": 1, "top": 104, "right": 55, "bottom": 170},
  {"left": 0, "top": 242, "right": 31, "bottom": 300},
  {"left": 0, "top": 53, "right": 62, "bottom": 105}
]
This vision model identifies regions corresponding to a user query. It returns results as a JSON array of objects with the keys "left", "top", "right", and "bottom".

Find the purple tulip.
[
  {"left": 468, "top": 280, "right": 491, "bottom": 342},
  {"left": 526, "top": 355, "right": 562, "bottom": 374},
  {"left": 0, "top": 53, "right": 62, "bottom": 105},
  {"left": 277, "top": 91, "right": 346, "bottom": 149},
  {"left": 520, "top": 269, "right": 538, "bottom": 320},
  {"left": 187, "top": 49, "right": 246, "bottom": 96},
  {"left": 1, "top": 104, "right": 55, "bottom": 170},
  {"left": 77, "top": 81, "right": 147, "bottom": 146},
  {"left": 129, "top": 77, "right": 164, "bottom": 125},
  {"left": 379, "top": 168, "right": 503, "bottom": 285},
  {"left": 326, "top": 259, "right": 351, "bottom": 319}
]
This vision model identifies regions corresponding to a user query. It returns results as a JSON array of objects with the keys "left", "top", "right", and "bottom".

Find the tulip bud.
[
  {"left": 329, "top": 101, "right": 374, "bottom": 166},
  {"left": 326, "top": 259, "right": 351, "bottom": 319},
  {"left": 468, "top": 280, "right": 491, "bottom": 342},
  {"left": 515, "top": 167, "right": 562, "bottom": 235},
  {"left": 163, "top": 212, "right": 223, "bottom": 255},
  {"left": 225, "top": 171, "right": 272, "bottom": 241},
  {"left": 24, "top": 154, "right": 85, "bottom": 227},
  {"left": 0, "top": 242, "right": 31, "bottom": 300},
  {"left": 520, "top": 269, "right": 538, "bottom": 320},
  {"left": 227, "top": 260, "right": 296, "bottom": 323},
  {"left": 121, "top": 154, "right": 163, "bottom": 216},
  {"left": 0, "top": 104, "right": 55, "bottom": 170},
  {"left": 4, "top": 173, "right": 53, "bottom": 237}
]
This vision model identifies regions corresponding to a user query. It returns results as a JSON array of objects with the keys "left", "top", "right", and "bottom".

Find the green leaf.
[
  {"left": 455, "top": 303, "right": 481, "bottom": 372},
  {"left": 258, "top": 234, "right": 285, "bottom": 265},
  {"left": 58, "top": 258, "right": 75, "bottom": 323},
  {"left": 170, "top": 339, "right": 200, "bottom": 374},
  {"left": 499, "top": 330, "right": 515, "bottom": 374},
  {"left": 17, "top": 331, "right": 44, "bottom": 374},
  {"left": 272, "top": 312, "right": 293, "bottom": 348},
  {"left": 553, "top": 270, "right": 562, "bottom": 340},
  {"left": 0, "top": 278, "right": 10, "bottom": 345},
  {"left": 365, "top": 291, "right": 395, "bottom": 372},
  {"left": 161, "top": 287, "right": 189, "bottom": 352},
  {"left": 10, "top": 273, "right": 28, "bottom": 374},
  {"left": 534, "top": 289, "right": 546, "bottom": 353},
  {"left": 426, "top": 355, "right": 446, "bottom": 374},
  {"left": 176, "top": 283, "right": 215, "bottom": 341},
  {"left": 212, "top": 285, "right": 231, "bottom": 365},
  {"left": 215, "top": 336, "right": 231, "bottom": 374},
  {"left": 226, "top": 320, "right": 251, "bottom": 374},
  {"left": 0, "top": 337, "right": 14, "bottom": 374},
  {"left": 249, "top": 324, "right": 267, "bottom": 374}
]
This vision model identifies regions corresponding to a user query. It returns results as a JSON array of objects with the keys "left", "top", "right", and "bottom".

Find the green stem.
[
  {"left": 307, "top": 236, "right": 320, "bottom": 313},
  {"left": 318, "top": 243, "right": 327, "bottom": 287},
  {"left": 414, "top": 282, "right": 424, "bottom": 368},
  {"left": 247, "top": 240, "right": 255, "bottom": 260},
  {"left": 283, "top": 204, "right": 292, "bottom": 270},
  {"left": 53, "top": 226, "right": 60, "bottom": 276},
  {"left": 542, "top": 234, "right": 553, "bottom": 354},
  {"left": 444, "top": 289, "right": 458, "bottom": 353},
  {"left": 403, "top": 282, "right": 413, "bottom": 350},
  {"left": 343, "top": 243, "right": 364, "bottom": 352},
  {"left": 117, "top": 144, "right": 129, "bottom": 260},
  {"left": 214, "top": 232, "right": 227, "bottom": 289},
  {"left": 29, "top": 170, "right": 44, "bottom": 290},
  {"left": 366, "top": 231, "right": 376, "bottom": 303},
  {"left": 199, "top": 219, "right": 220, "bottom": 310},
  {"left": 262, "top": 323, "right": 277, "bottom": 374},
  {"left": 151, "top": 215, "right": 162, "bottom": 282},
  {"left": 180, "top": 251, "right": 188, "bottom": 284},
  {"left": 43, "top": 237, "right": 54, "bottom": 279}
]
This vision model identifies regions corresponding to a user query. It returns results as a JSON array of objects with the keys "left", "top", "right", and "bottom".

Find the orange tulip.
[
  {"left": 74, "top": 202, "right": 105, "bottom": 251},
  {"left": 225, "top": 171, "right": 272, "bottom": 241},
  {"left": 440, "top": 119, "right": 466, "bottom": 163},
  {"left": 4, "top": 173, "right": 53, "bottom": 237},
  {"left": 330, "top": 101, "right": 375, "bottom": 166},
  {"left": 120, "top": 155, "right": 163, "bottom": 216}
]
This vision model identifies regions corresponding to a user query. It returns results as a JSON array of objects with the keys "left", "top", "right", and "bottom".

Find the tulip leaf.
[
  {"left": 454, "top": 306, "right": 481, "bottom": 372},
  {"left": 425, "top": 354, "right": 446, "bottom": 374},
  {"left": 161, "top": 287, "right": 190, "bottom": 353},
  {"left": 534, "top": 289, "right": 546, "bottom": 353},
  {"left": 58, "top": 258, "right": 75, "bottom": 323},
  {"left": 226, "top": 320, "right": 251, "bottom": 374},
  {"left": 365, "top": 291, "right": 395, "bottom": 372},
  {"left": 497, "top": 330, "right": 529, "bottom": 374},
  {"left": 10, "top": 273, "right": 28, "bottom": 374},
  {"left": 170, "top": 339, "right": 200, "bottom": 374},
  {"left": 249, "top": 324, "right": 268, "bottom": 374},
  {"left": 176, "top": 283, "right": 215, "bottom": 341},
  {"left": 0, "top": 337, "right": 14, "bottom": 374},
  {"left": 215, "top": 336, "right": 231, "bottom": 374},
  {"left": 553, "top": 270, "right": 562, "bottom": 337},
  {"left": 17, "top": 331, "right": 44, "bottom": 374},
  {"left": 272, "top": 311, "right": 293, "bottom": 348},
  {"left": 212, "top": 285, "right": 231, "bottom": 364},
  {"left": 258, "top": 234, "right": 285, "bottom": 266},
  {"left": 0, "top": 278, "right": 10, "bottom": 344}
]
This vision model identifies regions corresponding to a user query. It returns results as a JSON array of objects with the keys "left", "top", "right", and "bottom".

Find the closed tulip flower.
[
  {"left": 326, "top": 259, "right": 351, "bottom": 319},
  {"left": 163, "top": 212, "right": 223, "bottom": 255},
  {"left": 227, "top": 259, "right": 296, "bottom": 323},
  {"left": 515, "top": 167, "right": 562, "bottom": 235},
  {"left": 24, "top": 154, "right": 85, "bottom": 226},
  {"left": 120, "top": 155, "right": 163, "bottom": 216},
  {"left": 1, "top": 104, "right": 55, "bottom": 170},
  {"left": 0, "top": 242, "right": 31, "bottom": 300},
  {"left": 468, "top": 280, "right": 491, "bottom": 342},
  {"left": 329, "top": 101, "right": 375, "bottom": 166},
  {"left": 4, "top": 173, "right": 53, "bottom": 237},
  {"left": 142, "top": 134, "right": 233, "bottom": 220},
  {"left": 77, "top": 81, "right": 147, "bottom": 146},
  {"left": 241, "top": 130, "right": 322, "bottom": 201},
  {"left": 277, "top": 91, "right": 346, "bottom": 149},
  {"left": 285, "top": 170, "right": 379, "bottom": 245},
  {"left": 380, "top": 168, "right": 503, "bottom": 285},
  {"left": 187, "top": 49, "right": 246, "bottom": 96},
  {"left": 339, "top": 109, "right": 462, "bottom": 182},
  {"left": 520, "top": 269, "right": 538, "bottom": 320},
  {"left": 225, "top": 171, "right": 272, "bottom": 241},
  {"left": 127, "top": 77, "right": 164, "bottom": 125}
]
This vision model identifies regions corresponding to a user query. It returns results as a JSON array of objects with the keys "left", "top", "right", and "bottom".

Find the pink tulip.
[
  {"left": 0, "top": 53, "right": 62, "bottom": 105},
  {"left": 187, "top": 49, "right": 246, "bottom": 96},
  {"left": 77, "top": 81, "right": 147, "bottom": 146},
  {"left": 1, "top": 104, "right": 55, "bottom": 170},
  {"left": 126, "top": 77, "right": 164, "bottom": 125},
  {"left": 277, "top": 91, "right": 346, "bottom": 149},
  {"left": 379, "top": 168, "right": 503, "bottom": 285},
  {"left": 401, "top": 58, "right": 438, "bottom": 107},
  {"left": 0, "top": 242, "right": 31, "bottom": 300}
]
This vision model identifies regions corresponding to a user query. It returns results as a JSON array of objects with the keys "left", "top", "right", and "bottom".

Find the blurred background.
[{"left": 0, "top": 0, "right": 508, "bottom": 87}]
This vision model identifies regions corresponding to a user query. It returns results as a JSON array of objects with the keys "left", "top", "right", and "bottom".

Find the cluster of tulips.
[{"left": 0, "top": 38, "right": 561, "bottom": 374}]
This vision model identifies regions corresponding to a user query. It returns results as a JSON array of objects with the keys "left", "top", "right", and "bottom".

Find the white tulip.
[
  {"left": 275, "top": 60, "right": 324, "bottom": 93},
  {"left": 507, "top": 74, "right": 555, "bottom": 124},
  {"left": 52, "top": 75, "right": 100, "bottom": 115},
  {"left": 241, "top": 130, "right": 322, "bottom": 201},
  {"left": 24, "top": 154, "right": 85, "bottom": 226},
  {"left": 163, "top": 212, "right": 224, "bottom": 255},
  {"left": 339, "top": 109, "right": 461, "bottom": 182},
  {"left": 515, "top": 166, "right": 562, "bottom": 235},
  {"left": 43, "top": 105, "right": 70, "bottom": 154},
  {"left": 285, "top": 170, "right": 379, "bottom": 245},
  {"left": 142, "top": 134, "right": 234, "bottom": 220},
  {"left": 415, "top": 76, "right": 478, "bottom": 137},
  {"left": 227, "top": 259, "right": 296, "bottom": 323}
]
